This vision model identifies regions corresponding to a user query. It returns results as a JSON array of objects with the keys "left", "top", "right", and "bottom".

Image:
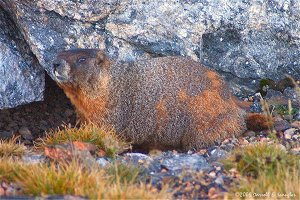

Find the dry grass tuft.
[
  {"left": 106, "top": 162, "right": 144, "bottom": 184},
  {"left": 0, "top": 136, "right": 27, "bottom": 158},
  {"left": 15, "top": 159, "right": 105, "bottom": 197},
  {"left": 102, "top": 183, "right": 170, "bottom": 200},
  {"left": 35, "top": 123, "right": 129, "bottom": 158},
  {"left": 223, "top": 143, "right": 300, "bottom": 199},
  {"left": 0, "top": 158, "right": 24, "bottom": 182},
  {"left": 0, "top": 158, "right": 171, "bottom": 199}
]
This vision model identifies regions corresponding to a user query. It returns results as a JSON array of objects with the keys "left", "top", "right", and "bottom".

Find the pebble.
[
  {"left": 238, "top": 138, "right": 249, "bottom": 145},
  {"left": 208, "top": 187, "right": 222, "bottom": 199},
  {"left": 292, "top": 134, "right": 299, "bottom": 140},
  {"left": 244, "top": 131, "right": 256, "bottom": 137},
  {"left": 290, "top": 147, "right": 300, "bottom": 155},
  {"left": 22, "top": 154, "right": 44, "bottom": 164},
  {"left": 208, "top": 171, "right": 216, "bottom": 178},
  {"left": 260, "top": 137, "right": 270, "bottom": 142},
  {"left": 291, "top": 121, "right": 300, "bottom": 128},
  {"left": 221, "top": 139, "right": 230, "bottom": 145},
  {"left": 215, "top": 166, "right": 222, "bottom": 171},
  {"left": 293, "top": 111, "right": 300, "bottom": 121},
  {"left": 274, "top": 120, "right": 292, "bottom": 132},
  {"left": 214, "top": 176, "right": 224, "bottom": 185},
  {"left": 160, "top": 153, "right": 210, "bottom": 172},
  {"left": 18, "top": 127, "right": 34, "bottom": 141},
  {"left": 196, "top": 149, "right": 207, "bottom": 155},
  {"left": 284, "top": 128, "right": 295, "bottom": 140},
  {"left": 122, "top": 153, "right": 153, "bottom": 166},
  {"left": 207, "top": 149, "right": 228, "bottom": 163},
  {"left": 5, "top": 186, "right": 16, "bottom": 196},
  {"left": 96, "top": 158, "right": 110, "bottom": 167},
  {"left": 220, "top": 144, "right": 235, "bottom": 152}
]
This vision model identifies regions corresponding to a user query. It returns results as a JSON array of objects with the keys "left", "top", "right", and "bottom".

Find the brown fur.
[
  {"left": 52, "top": 49, "right": 267, "bottom": 151},
  {"left": 246, "top": 113, "right": 272, "bottom": 131}
]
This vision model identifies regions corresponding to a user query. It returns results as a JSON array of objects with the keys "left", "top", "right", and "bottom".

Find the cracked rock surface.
[
  {"left": 1, "top": 0, "right": 300, "bottom": 108},
  {"left": 0, "top": 7, "right": 44, "bottom": 109}
]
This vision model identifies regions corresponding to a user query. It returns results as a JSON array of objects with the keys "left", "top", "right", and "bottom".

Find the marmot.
[{"left": 52, "top": 49, "right": 266, "bottom": 151}]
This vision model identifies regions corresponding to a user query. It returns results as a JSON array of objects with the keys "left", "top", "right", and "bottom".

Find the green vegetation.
[
  {"left": 223, "top": 143, "right": 300, "bottom": 199},
  {"left": 274, "top": 105, "right": 299, "bottom": 117},
  {"left": 35, "top": 123, "right": 129, "bottom": 158},
  {"left": 106, "top": 162, "right": 144, "bottom": 184}
]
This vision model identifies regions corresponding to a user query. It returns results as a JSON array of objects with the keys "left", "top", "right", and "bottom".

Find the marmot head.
[{"left": 52, "top": 49, "right": 110, "bottom": 97}]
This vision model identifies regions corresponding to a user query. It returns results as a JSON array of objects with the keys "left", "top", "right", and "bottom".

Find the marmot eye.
[{"left": 77, "top": 57, "right": 86, "bottom": 63}]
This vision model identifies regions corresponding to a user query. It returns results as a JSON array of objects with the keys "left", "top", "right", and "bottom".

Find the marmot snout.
[{"left": 53, "top": 48, "right": 247, "bottom": 151}]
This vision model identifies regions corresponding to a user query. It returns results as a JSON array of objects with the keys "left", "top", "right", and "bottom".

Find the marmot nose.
[{"left": 53, "top": 60, "right": 63, "bottom": 78}]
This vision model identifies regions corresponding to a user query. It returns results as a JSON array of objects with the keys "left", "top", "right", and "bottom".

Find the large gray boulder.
[
  {"left": 0, "top": 6, "right": 44, "bottom": 109},
  {"left": 1, "top": 0, "right": 300, "bottom": 108}
]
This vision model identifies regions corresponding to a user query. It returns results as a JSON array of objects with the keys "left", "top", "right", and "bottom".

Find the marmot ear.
[{"left": 96, "top": 51, "right": 110, "bottom": 68}]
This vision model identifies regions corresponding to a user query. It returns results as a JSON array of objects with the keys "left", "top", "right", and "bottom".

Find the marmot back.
[{"left": 52, "top": 49, "right": 246, "bottom": 151}]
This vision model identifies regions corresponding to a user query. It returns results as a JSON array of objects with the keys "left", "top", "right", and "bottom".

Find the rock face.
[
  {"left": 0, "top": 7, "right": 44, "bottom": 109},
  {"left": 1, "top": 0, "right": 300, "bottom": 108}
]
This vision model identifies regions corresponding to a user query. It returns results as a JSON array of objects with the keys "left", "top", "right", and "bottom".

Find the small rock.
[
  {"left": 283, "top": 87, "right": 297, "bottom": 100},
  {"left": 274, "top": 120, "right": 291, "bottom": 132},
  {"left": 0, "top": 187, "right": 5, "bottom": 196},
  {"left": 238, "top": 138, "right": 249, "bottom": 145},
  {"left": 249, "top": 136, "right": 257, "bottom": 142},
  {"left": 292, "top": 134, "right": 299, "bottom": 140},
  {"left": 96, "top": 158, "right": 109, "bottom": 167},
  {"left": 187, "top": 150, "right": 193, "bottom": 154},
  {"left": 18, "top": 127, "right": 34, "bottom": 141},
  {"left": 122, "top": 153, "right": 153, "bottom": 166},
  {"left": 220, "top": 144, "right": 234, "bottom": 152},
  {"left": 290, "top": 147, "right": 300, "bottom": 155},
  {"left": 291, "top": 121, "right": 300, "bottom": 128},
  {"left": 72, "top": 141, "right": 97, "bottom": 153},
  {"left": 284, "top": 128, "right": 296, "bottom": 140},
  {"left": 259, "top": 137, "right": 270, "bottom": 142},
  {"left": 293, "top": 111, "right": 300, "bottom": 121},
  {"left": 22, "top": 154, "right": 44, "bottom": 164},
  {"left": 97, "top": 149, "right": 106, "bottom": 157},
  {"left": 221, "top": 139, "right": 230, "bottom": 145},
  {"left": 44, "top": 142, "right": 95, "bottom": 163},
  {"left": 283, "top": 115, "right": 293, "bottom": 121},
  {"left": 208, "top": 148, "right": 228, "bottom": 163},
  {"left": 5, "top": 186, "right": 16, "bottom": 196},
  {"left": 265, "top": 89, "right": 283, "bottom": 99},
  {"left": 196, "top": 149, "right": 207, "bottom": 155},
  {"left": 208, "top": 171, "right": 216, "bottom": 178},
  {"left": 214, "top": 175, "right": 224, "bottom": 185},
  {"left": 231, "top": 138, "right": 239, "bottom": 145},
  {"left": 229, "top": 168, "right": 239, "bottom": 178},
  {"left": 208, "top": 187, "right": 224, "bottom": 199},
  {"left": 161, "top": 168, "right": 168, "bottom": 173},
  {"left": 158, "top": 153, "right": 210, "bottom": 172},
  {"left": 244, "top": 131, "right": 256, "bottom": 137},
  {"left": 250, "top": 103, "right": 263, "bottom": 113}
]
